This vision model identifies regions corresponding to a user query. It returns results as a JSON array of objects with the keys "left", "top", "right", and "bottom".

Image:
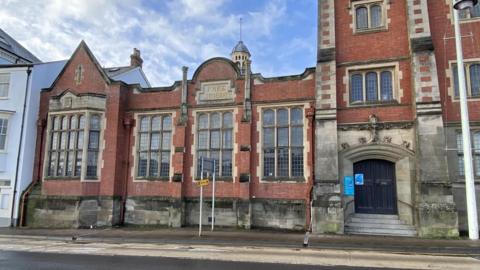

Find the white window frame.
[
  {"left": 0, "top": 114, "right": 10, "bottom": 153},
  {"left": 352, "top": 0, "right": 387, "bottom": 33},
  {"left": 43, "top": 110, "right": 104, "bottom": 182},
  {"left": 0, "top": 73, "right": 10, "bottom": 99}
]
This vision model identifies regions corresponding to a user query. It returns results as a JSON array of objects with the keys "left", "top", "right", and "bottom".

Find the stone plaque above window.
[{"left": 197, "top": 80, "right": 235, "bottom": 104}]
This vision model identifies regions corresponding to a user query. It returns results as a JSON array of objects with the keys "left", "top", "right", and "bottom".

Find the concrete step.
[
  {"left": 346, "top": 222, "right": 416, "bottom": 230},
  {"left": 345, "top": 226, "right": 417, "bottom": 237},
  {"left": 349, "top": 217, "right": 406, "bottom": 225},
  {"left": 351, "top": 214, "right": 399, "bottom": 219}
]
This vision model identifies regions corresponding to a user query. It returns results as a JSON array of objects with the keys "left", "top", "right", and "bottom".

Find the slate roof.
[
  {"left": 0, "top": 28, "right": 41, "bottom": 63},
  {"left": 231, "top": 41, "right": 250, "bottom": 56},
  {"left": 103, "top": 66, "right": 136, "bottom": 78}
]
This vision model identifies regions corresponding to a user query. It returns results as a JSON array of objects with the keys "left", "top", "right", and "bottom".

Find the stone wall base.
[
  {"left": 26, "top": 196, "right": 306, "bottom": 230},
  {"left": 251, "top": 199, "right": 306, "bottom": 231},
  {"left": 312, "top": 183, "right": 343, "bottom": 234},
  {"left": 125, "top": 197, "right": 183, "bottom": 227},
  {"left": 25, "top": 195, "right": 121, "bottom": 228}
]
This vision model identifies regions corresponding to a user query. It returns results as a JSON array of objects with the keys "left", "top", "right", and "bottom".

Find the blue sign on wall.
[
  {"left": 344, "top": 176, "right": 354, "bottom": 196},
  {"left": 354, "top": 174, "right": 364, "bottom": 185}
]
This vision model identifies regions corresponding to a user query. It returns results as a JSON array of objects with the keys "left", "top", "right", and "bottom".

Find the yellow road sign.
[{"left": 198, "top": 179, "right": 209, "bottom": 186}]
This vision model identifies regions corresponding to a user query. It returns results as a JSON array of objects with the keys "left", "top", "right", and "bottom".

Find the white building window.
[
  {"left": 196, "top": 112, "right": 233, "bottom": 178},
  {"left": 353, "top": 1, "right": 385, "bottom": 32},
  {"left": 0, "top": 73, "right": 9, "bottom": 98},
  {"left": 0, "top": 118, "right": 8, "bottom": 151},
  {"left": 262, "top": 107, "right": 304, "bottom": 179},
  {"left": 46, "top": 113, "right": 102, "bottom": 179},
  {"left": 136, "top": 114, "right": 172, "bottom": 180},
  {"left": 456, "top": 131, "right": 480, "bottom": 177}
]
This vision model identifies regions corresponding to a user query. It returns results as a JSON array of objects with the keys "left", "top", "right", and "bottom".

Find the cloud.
[{"left": 0, "top": 0, "right": 315, "bottom": 86}]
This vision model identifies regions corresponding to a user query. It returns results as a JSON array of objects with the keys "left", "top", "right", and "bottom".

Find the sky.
[{"left": 0, "top": 0, "right": 317, "bottom": 86}]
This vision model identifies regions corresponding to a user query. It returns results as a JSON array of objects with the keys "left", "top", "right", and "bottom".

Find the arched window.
[
  {"left": 470, "top": 64, "right": 480, "bottom": 97},
  {"left": 356, "top": 7, "right": 368, "bottom": 30},
  {"left": 370, "top": 5, "right": 382, "bottom": 28},
  {"left": 366, "top": 72, "right": 378, "bottom": 101},
  {"left": 351, "top": 74, "right": 363, "bottom": 102},
  {"left": 380, "top": 71, "right": 393, "bottom": 101}
]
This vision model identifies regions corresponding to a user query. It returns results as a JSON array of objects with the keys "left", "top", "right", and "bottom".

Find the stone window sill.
[
  {"left": 348, "top": 100, "right": 399, "bottom": 108},
  {"left": 134, "top": 177, "right": 170, "bottom": 182},
  {"left": 261, "top": 177, "right": 306, "bottom": 183},
  {"left": 354, "top": 27, "right": 388, "bottom": 35},
  {"left": 44, "top": 177, "right": 81, "bottom": 181}
]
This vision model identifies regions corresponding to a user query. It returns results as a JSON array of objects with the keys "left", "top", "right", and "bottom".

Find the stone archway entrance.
[{"left": 353, "top": 159, "right": 397, "bottom": 215}]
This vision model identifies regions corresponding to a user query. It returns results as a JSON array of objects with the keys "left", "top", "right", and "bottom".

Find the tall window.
[
  {"left": 0, "top": 118, "right": 8, "bottom": 151},
  {"left": 0, "top": 73, "right": 9, "bottom": 98},
  {"left": 262, "top": 107, "right": 304, "bottom": 179},
  {"left": 197, "top": 112, "right": 233, "bottom": 178},
  {"left": 453, "top": 63, "right": 480, "bottom": 98},
  {"left": 355, "top": 1, "right": 384, "bottom": 31},
  {"left": 350, "top": 68, "right": 394, "bottom": 104},
  {"left": 456, "top": 131, "right": 480, "bottom": 177},
  {"left": 459, "top": 4, "right": 480, "bottom": 19},
  {"left": 47, "top": 113, "right": 102, "bottom": 179},
  {"left": 136, "top": 115, "right": 172, "bottom": 179}
]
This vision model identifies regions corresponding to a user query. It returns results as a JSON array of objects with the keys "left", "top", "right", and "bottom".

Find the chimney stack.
[{"left": 130, "top": 48, "right": 143, "bottom": 68}]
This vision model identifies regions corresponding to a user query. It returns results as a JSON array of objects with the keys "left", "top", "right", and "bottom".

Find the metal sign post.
[{"left": 211, "top": 159, "right": 216, "bottom": 231}]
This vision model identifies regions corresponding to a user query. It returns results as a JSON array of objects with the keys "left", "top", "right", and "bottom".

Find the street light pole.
[{"left": 453, "top": 0, "right": 479, "bottom": 240}]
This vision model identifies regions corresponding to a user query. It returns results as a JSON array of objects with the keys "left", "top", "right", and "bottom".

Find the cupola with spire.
[{"left": 231, "top": 18, "right": 251, "bottom": 74}]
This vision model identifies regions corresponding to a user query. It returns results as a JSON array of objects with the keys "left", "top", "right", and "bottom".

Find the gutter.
[{"left": 10, "top": 67, "right": 32, "bottom": 227}]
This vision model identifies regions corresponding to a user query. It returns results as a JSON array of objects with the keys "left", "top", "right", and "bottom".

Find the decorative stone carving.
[
  {"left": 402, "top": 140, "right": 411, "bottom": 149},
  {"left": 341, "top": 143, "right": 350, "bottom": 150},
  {"left": 383, "top": 136, "right": 392, "bottom": 143},
  {"left": 358, "top": 137, "right": 367, "bottom": 144},
  {"left": 74, "top": 64, "right": 84, "bottom": 85},
  {"left": 339, "top": 121, "right": 414, "bottom": 131}
]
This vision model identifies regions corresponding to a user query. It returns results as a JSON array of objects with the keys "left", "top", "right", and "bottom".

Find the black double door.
[{"left": 354, "top": 159, "right": 397, "bottom": 215}]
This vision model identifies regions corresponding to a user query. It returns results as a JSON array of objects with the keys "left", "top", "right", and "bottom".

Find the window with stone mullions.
[
  {"left": 350, "top": 69, "right": 393, "bottom": 104},
  {"left": 197, "top": 112, "right": 233, "bottom": 178},
  {"left": 456, "top": 131, "right": 480, "bottom": 177},
  {"left": 452, "top": 63, "right": 480, "bottom": 98},
  {"left": 47, "top": 114, "right": 97, "bottom": 178},
  {"left": 354, "top": 1, "right": 383, "bottom": 31},
  {"left": 262, "top": 108, "right": 304, "bottom": 179},
  {"left": 137, "top": 115, "right": 172, "bottom": 179}
]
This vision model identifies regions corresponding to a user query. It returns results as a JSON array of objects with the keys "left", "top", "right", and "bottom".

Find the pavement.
[
  {"left": 0, "top": 227, "right": 478, "bottom": 256},
  {"left": 0, "top": 227, "right": 479, "bottom": 269}
]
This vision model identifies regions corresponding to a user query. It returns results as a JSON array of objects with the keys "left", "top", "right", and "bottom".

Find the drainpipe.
[
  {"left": 10, "top": 67, "right": 32, "bottom": 227},
  {"left": 307, "top": 106, "right": 315, "bottom": 232},
  {"left": 120, "top": 117, "right": 133, "bottom": 225},
  {"left": 18, "top": 118, "right": 46, "bottom": 226}
]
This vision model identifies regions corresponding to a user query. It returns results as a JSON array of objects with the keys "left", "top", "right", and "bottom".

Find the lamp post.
[{"left": 453, "top": 0, "right": 479, "bottom": 240}]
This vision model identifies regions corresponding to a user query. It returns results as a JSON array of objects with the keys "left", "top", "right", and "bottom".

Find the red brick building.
[
  {"left": 24, "top": 1, "right": 480, "bottom": 237},
  {"left": 25, "top": 40, "right": 315, "bottom": 230}
]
